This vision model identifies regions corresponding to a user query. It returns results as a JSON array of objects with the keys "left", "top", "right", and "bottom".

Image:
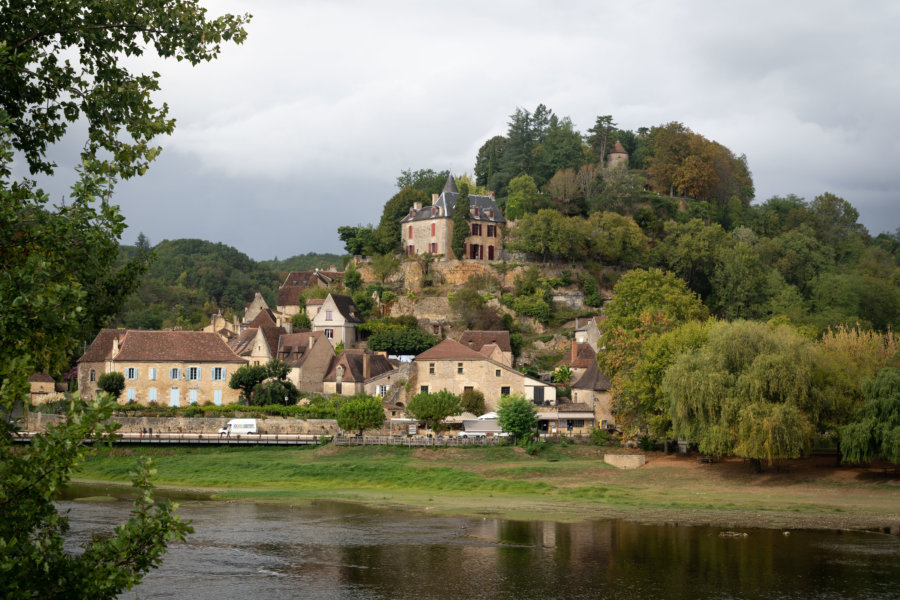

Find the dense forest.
[{"left": 113, "top": 238, "right": 342, "bottom": 330}]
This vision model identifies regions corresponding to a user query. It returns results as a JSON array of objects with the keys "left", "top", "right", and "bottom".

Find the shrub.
[
  {"left": 97, "top": 372, "right": 125, "bottom": 400},
  {"left": 590, "top": 427, "right": 611, "bottom": 446}
]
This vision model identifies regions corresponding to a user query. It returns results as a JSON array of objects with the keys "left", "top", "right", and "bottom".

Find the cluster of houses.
[
  {"left": 60, "top": 172, "right": 618, "bottom": 435},
  {"left": 71, "top": 279, "right": 614, "bottom": 435}
]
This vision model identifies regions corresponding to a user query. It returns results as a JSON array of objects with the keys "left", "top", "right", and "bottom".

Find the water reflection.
[{"left": 57, "top": 498, "right": 900, "bottom": 600}]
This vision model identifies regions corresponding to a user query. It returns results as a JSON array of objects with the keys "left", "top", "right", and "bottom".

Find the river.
[{"left": 58, "top": 496, "right": 900, "bottom": 600}]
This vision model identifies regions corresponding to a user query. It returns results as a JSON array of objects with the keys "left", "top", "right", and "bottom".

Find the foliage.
[
  {"left": 367, "top": 328, "right": 437, "bottom": 356},
  {"left": 460, "top": 389, "right": 487, "bottom": 416},
  {"left": 251, "top": 379, "right": 301, "bottom": 407},
  {"left": 336, "top": 394, "right": 385, "bottom": 435},
  {"left": 228, "top": 365, "right": 269, "bottom": 403},
  {"left": 590, "top": 427, "right": 612, "bottom": 446},
  {"left": 371, "top": 253, "right": 401, "bottom": 283},
  {"left": 338, "top": 224, "right": 378, "bottom": 256},
  {"left": 452, "top": 181, "right": 470, "bottom": 260},
  {"left": 291, "top": 311, "right": 312, "bottom": 330},
  {"left": 407, "top": 390, "right": 462, "bottom": 431},
  {"left": 375, "top": 187, "right": 430, "bottom": 253},
  {"left": 97, "top": 372, "right": 126, "bottom": 400},
  {"left": 343, "top": 263, "right": 363, "bottom": 292},
  {"left": 840, "top": 368, "right": 900, "bottom": 464},
  {"left": 114, "top": 238, "right": 282, "bottom": 330},
  {"left": 602, "top": 268, "right": 708, "bottom": 332},
  {"left": 1, "top": 2, "right": 248, "bottom": 593},
  {"left": 663, "top": 320, "right": 821, "bottom": 465},
  {"left": 552, "top": 365, "right": 573, "bottom": 386},
  {"left": 396, "top": 168, "right": 450, "bottom": 197},
  {"left": 497, "top": 394, "right": 538, "bottom": 442},
  {"left": 504, "top": 174, "right": 547, "bottom": 219},
  {"left": 258, "top": 252, "right": 344, "bottom": 273}
]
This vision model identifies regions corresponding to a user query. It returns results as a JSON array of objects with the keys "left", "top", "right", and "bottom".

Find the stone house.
[
  {"left": 537, "top": 402, "right": 597, "bottom": 436},
  {"left": 555, "top": 341, "right": 597, "bottom": 381},
  {"left": 312, "top": 293, "right": 363, "bottom": 348},
  {"left": 458, "top": 330, "right": 514, "bottom": 367},
  {"left": 275, "top": 331, "right": 334, "bottom": 394},
  {"left": 229, "top": 324, "right": 286, "bottom": 366},
  {"left": 77, "top": 329, "right": 246, "bottom": 406},
  {"left": 322, "top": 350, "right": 395, "bottom": 396},
  {"left": 305, "top": 298, "right": 325, "bottom": 320},
  {"left": 413, "top": 338, "right": 555, "bottom": 410},
  {"left": 277, "top": 269, "right": 343, "bottom": 317},
  {"left": 571, "top": 361, "right": 615, "bottom": 429},
  {"left": 400, "top": 175, "right": 505, "bottom": 261},
  {"left": 575, "top": 316, "right": 605, "bottom": 353},
  {"left": 28, "top": 372, "right": 58, "bottom": 404}
]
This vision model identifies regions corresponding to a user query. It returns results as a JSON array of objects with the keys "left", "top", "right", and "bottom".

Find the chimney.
[
  {"left": 571, "top": 340, "right": 578, "bottom": 362},
  {"left": 309, "top": 335, "right": 315, "bottom": 349},
  {"left": 363, "top": 353, "right": 370, "bottom": 381},
  {"left": 413, "top": 202, "right": 422, "bottom": 210},
  {"left": 112, "top": 336, "right": 120, "bottom": 357},
  {"left": 488, "top": 191, "right": 495, "bottom": 200},
  {"left": 432, "top": 193, "right": 439, "bottom": 204}
]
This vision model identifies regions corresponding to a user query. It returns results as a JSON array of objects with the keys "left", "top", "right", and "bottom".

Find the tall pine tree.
[{"left": 452, "top": 181, "right": 470, "bottom": 260}]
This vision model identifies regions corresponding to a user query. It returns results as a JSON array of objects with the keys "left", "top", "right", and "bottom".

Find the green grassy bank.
[{"left": 72, "top": 445, "right": 900, "bottom": 531}]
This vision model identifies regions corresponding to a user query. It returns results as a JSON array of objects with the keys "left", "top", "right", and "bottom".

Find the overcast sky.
[{"left": 34, "top": 1, "right": 900, "bottom": 260}]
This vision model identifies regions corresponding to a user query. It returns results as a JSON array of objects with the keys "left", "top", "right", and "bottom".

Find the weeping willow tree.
[
  {"left": 840, "top": 368, "right": 900, "bottom": 465},
  {"left": 663, "top": 320, "right": 822, "bottom": 470}
]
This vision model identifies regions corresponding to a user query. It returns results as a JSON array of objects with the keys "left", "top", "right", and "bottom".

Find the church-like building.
[{"left": 400, "top": 175, "right": 505, "bottom": 260}]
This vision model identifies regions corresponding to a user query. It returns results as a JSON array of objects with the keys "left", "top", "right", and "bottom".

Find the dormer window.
[
  {"left": 473, "top": 207, "right": 479, "bottom": 218},
  {"left": 431, "top": 207, "right": 436, "bottom": 217},
  {"left": 487, "top": 209, "right": 493, "bottom": 218}
]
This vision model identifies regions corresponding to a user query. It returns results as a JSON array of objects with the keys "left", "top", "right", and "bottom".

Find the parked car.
[{"left": 457, "top": 431, "right": 487, "bottom": 438}]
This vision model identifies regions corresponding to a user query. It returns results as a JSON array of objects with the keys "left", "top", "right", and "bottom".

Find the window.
[
  {"left": 378, "top": 385, "right": 389, "bottom": 397},
  {"left": 429, "top": 363, "right": 435, "bottom": 375},
  {"left": 126, "top": 367, "right": 137, "bottom": 380},
  {"left": 148, "top": 388, "right": 157, "bottom": 403},
  {"left": 431, "top": 223, "right": 436, "bottom": 236},
  {"left": 429, "top": 242, "right": 437, "bottom": 253},
  {"left": 189, "top": 389, "right": 198, "bottom": 405},
  {"left": 408, "top": 244, "right": 414, "bottom": 255},
  {"left": 488, "top": 245, "right": 494, "bottom": 260},
  {"left": 324, "top": 328, "right": 334, "bottom": 339},
  {"left": 149, "top": 367, "right": 157, "bottom": 381},
  {"left": 408, "top": 225, "right": 413, "bottom": 238},
  {"left": 420, "top": 385, "right": 429, "bottom": 393},
  {"left": 187, "top": 367, "right": 200, "bottom": 381},
  {"left": 336, "top": 382, "right": 342, "bottom": 394},
  {"left": 473, "top": 207, "right": 479, "bottom": 217},
  {"left": 170, "top": 368, "right": 180, "bottom": 380},
  {"left": 127, "top": 388, "right": 135, "bottom": 402},
  {"left": 325, "top": 310, "right": 333, "bottom": 321},
  {"left": 470, "top": 223, "right": 482, "bottom": 236},
  {"left": 487, "top": 225, "right": 495, "bottom": 237},
  {"left": 89, "top": 370, "right": 96, "bottom": 382},
  {"left": 495, "top": 369, "right": 501, "bottom": 377},
  {"left": 212, "top": 367, "right": 226, "bottom": 381},
  {"left": 464, "top": 386, "right": 473, "bottom": 393},
  {"left": 501, "top": 386, "right": 511, "bottom": 396},
  {"left": 457, "top": 362, "right": 463, "bottom": 374}
]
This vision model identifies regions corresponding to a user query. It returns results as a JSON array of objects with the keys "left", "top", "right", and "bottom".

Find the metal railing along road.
[
  {"left": 333, "top": 435, "right": 505, "bottom": 447},
  {"left": 12, "top": 431, "right": 324, "bottom": 446}
]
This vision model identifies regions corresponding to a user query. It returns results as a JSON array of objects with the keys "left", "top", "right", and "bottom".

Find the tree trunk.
[{"left": 750, "top": 457, "right": 762, "bottom": 473}]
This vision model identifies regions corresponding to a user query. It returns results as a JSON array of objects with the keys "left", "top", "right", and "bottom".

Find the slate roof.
[
  {"left": 323, "top": 350, "right": 394, "bottom": 383},
  {"left": 77, "top": 328, "right": 126, "bottom": 363},
  {"left": 572, "top": 361, "right": 612, "bottom": 392},
  {"left": 415, "top": 338, "right": 486, "bottom": 361},
  {"left": 400, "top": 174, "right": 505, "bottom": 225},
  {"left": 276, "top": 331, "right": 325, "bottom": 367},
  {"left": 458, "top": 330, "right": 512, "bottom": 354},
  {"left": 330, "top": 294, "right": 363, "bottom": 323},
  {"left": 111, "top": 331, "right": 246, "bottom": 363}
]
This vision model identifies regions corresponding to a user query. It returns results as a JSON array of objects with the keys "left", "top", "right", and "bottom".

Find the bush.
[
  {"left": 638, "top": 435, "right": 657, "bottom": 451},
  {"left": 590, "top": 427, "right": 611, "bottom": 446},
  {"left": 460, "top": 389, "right": 486, "bottom": 415},
  {"left": 511, "top": 294, "right": 552, "bottom": 323},
  {"left": 97, "top": 372, "right": 125, "bottom": 400}
]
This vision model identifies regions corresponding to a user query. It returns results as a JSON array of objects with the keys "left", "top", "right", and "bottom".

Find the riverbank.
[{"left": 72, "top": 444, "right": 900, "bottom": 533}]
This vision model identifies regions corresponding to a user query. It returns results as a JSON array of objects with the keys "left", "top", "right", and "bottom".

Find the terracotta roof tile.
[
  {"left": 557, "top": 342, "right": 596, "bottom": 369},
  {"left": 77, "top": 328, "right": 126, "bottom": 363},
  {"left": 323, "top": 350, "right": 394, "bottom": 382},
  {"left": 112, "top": 331, "right": 246, "bottom": 363},
  {"left": 416, "top": 338, "right": 485, "bottom": 361},
  {"left": 248, "top": 309, "right": 277, "bottom": 328},
  {"left": 458, "top": 330, "right": 511, "bottom": 353},
  {"left": 29, "top": 372, "right": 55, "bottom": 383},
  {"left": 611, "top": 140, "right": 627, "bottom": 154},
  {"left": 276, "top": 331, "right": 325, "bottom": 366}
]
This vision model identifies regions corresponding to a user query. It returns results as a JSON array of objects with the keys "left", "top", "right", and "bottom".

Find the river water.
[{"left": 58, "top": 496, "right": 900, "bottom": 600}]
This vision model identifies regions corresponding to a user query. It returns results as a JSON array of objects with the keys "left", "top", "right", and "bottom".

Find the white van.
[{"left": 218, "top": 419, "right": 258, "bottom": 435}]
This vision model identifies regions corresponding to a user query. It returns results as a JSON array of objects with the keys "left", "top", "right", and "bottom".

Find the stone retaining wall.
[
  {"left": 25, "top": 413, "right": 340, "bottom": 435},
  {"left": 603, "top": 454, "right": 646, "bottom": 469}
]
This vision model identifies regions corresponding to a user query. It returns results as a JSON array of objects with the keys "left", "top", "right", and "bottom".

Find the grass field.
[{"left": 73, "top": 444, "right": 900, "bottom": 531}]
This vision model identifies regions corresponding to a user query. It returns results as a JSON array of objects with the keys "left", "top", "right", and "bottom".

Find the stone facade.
[{"left": 414, "top": 339, "right": 555, "bottom": 410}]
